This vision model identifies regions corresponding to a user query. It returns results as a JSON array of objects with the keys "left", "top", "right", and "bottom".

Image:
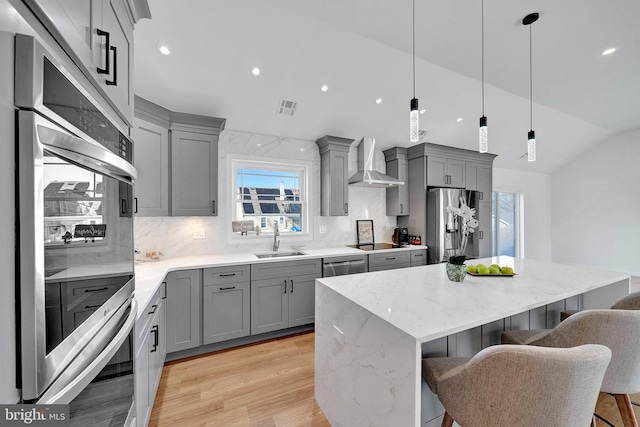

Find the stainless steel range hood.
[{"left": 348, "top": 137, "right": 404, "bottom": 187}]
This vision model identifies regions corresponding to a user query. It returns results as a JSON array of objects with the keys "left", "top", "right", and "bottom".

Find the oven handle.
[
  {"left": 37, "top": 298, "right": 137, "bottom": 404},
  {"left": 33, "top": 113, "right": 137, "bottom": 184}
]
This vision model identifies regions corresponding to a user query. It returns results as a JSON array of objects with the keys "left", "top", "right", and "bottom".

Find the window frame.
[{"left": 229, "top": 155, "right": 311, "bottom": 241}]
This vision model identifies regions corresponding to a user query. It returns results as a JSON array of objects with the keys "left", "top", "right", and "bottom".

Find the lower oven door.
[{"left": 38, "top": 298, "right": 137, "bottom": 426}]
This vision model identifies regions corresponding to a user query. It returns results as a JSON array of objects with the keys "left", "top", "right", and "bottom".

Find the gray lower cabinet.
[
  {"left": 250, "top": 259, "right": 322, "bottom": 334},
  {"left": 165, "top": 269, "right": 201, "bottom": 353},
  {"left": 202, "top": 265, "right": 251, "bottom": 345},
  {"left": 368, "top": 251, "right": 411, "bottom": 271},
  {"left": 135, "top": 282, "right": 166, "bottom": 427},
  {"left": 410, "top": 249, "right": 427, "bottom": 266}
]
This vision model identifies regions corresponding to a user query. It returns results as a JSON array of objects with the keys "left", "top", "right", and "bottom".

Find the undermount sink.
[{"left": 255, "top": 251, "right": 305, "bottom": 259}]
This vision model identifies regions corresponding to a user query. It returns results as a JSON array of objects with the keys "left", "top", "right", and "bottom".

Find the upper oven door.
[{"left": 17, "top": 109, "right": 137, "bottom": 401}]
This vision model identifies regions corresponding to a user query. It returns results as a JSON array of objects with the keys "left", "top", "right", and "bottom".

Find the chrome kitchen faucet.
[{"left": 273, "top": 220, "right": 280, "bottom": 251}]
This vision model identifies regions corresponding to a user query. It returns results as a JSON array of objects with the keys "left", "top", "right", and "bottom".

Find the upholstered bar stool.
[
  {"left": 561, "top": 291, "right": 640, "bottom": 321},
  {"left": 422, "top": 344, "right": 611, "bottom": 427},
  {"left": 501, "top": 310, "right": 640, "bottom": 427}
]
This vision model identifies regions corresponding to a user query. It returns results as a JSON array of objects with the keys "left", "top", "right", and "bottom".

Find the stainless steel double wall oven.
[{"left": 15, "top": 34, "right": 137, "bottom": 425}]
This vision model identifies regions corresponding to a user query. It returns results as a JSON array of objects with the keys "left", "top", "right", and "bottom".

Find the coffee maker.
[{"left": 392, "top": 227, "right": 409, "bottom": 245}]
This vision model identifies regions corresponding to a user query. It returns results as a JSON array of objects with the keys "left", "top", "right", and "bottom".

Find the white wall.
[
  {"left": 551, "top": 128, "right": 640, "bottom": 275},
  {"left": 493, "top": 167, "right": 552, "bottom": 261},
  {"left": 134, "top": 130, "right": 397, "bottom": 257}
]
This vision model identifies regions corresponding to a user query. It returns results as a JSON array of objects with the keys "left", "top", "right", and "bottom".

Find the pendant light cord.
[
  {"left": 481, "top": 0, "right": 485, "bottom": 116},
  {"left": 529, "top": 22, "right": 533, "bottom": 130},
  {"left": 412, "top": 0, "right": 416, "bottom": 99}
]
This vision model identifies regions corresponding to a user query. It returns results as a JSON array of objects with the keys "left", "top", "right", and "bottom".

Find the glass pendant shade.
[
  {"left": 410, "top": 98, "right": 419, "bottom": 142},
  {"left": 479, "top": 116, "right": 488, "bottom": 153},
  {"left": 527, "top": 130, "right": 536, "bottom": 162}
]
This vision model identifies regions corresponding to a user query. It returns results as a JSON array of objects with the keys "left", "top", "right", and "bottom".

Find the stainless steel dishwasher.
[{"left": 323, "top": 254, "right": 368, "bottom": 277}]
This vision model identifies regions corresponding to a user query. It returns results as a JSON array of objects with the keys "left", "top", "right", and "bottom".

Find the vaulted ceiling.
[{"left": 134, "top": 0, "right": 640, "bottom": 173}]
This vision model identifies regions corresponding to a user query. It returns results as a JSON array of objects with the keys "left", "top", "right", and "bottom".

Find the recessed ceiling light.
[
  {"left": 601, "top": 48, "right": 616, "bottom": 56},
  {"left": 157, "top": 43, "right": 171, "bottom": 56},
  {"left": 420, "top": 109, "right": 426, "bottom": 114},
  {"left": 321, "top": 85, "right": 328, "bottom": 92},
  {"left": 251, "top": 67, "right": 261, "bottom": 76},
  {"left": 456, "top": 117, "right": 463, "bottom": 123},
  {"left": 300, "top": 148, "right": 304, "bottom": 151},
  {"left": 375, "top": 98, "right": 382, "bottom": 104}
]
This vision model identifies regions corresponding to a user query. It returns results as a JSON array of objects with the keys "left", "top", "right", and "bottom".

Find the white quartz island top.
[
  {"left": 316, "top": 256, "right": 630, "bottom": 343},
  {"left": 314, "top": 256, "right": 630, "bottom": 427}
]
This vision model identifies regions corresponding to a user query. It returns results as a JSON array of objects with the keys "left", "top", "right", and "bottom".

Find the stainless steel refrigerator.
[{"left": 426, "top": 188, "right": 480, "bottom": 264}]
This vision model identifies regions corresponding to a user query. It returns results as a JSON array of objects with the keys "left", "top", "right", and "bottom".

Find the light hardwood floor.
[{"left": 150, "top": 331, "right": 639, "bottom": 427}]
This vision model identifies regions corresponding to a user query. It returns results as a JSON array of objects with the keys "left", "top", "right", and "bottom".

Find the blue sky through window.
[{"left": 237, "top": 169, "right": 299, "bottom": 189}]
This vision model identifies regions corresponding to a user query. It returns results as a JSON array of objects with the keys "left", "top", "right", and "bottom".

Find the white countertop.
[
  {"left": 316, "top": 256, "right": 630, "bottom": 343},
  {"left": 134, "top": 244, "right": 427, "bottom": 319}
]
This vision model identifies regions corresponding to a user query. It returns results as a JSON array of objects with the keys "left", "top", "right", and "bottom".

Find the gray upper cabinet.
[
  {"left": 171, "top": 127, "right": 219, "bottom": 216},
  {"left": 165, "top": 269, "right": 201, "bottom": 353},
  {"left": 24, "top": 0, "right": 139, "bottom": 125},
  {"left": 132, "top": 96, "right": 226, "bottom": 217},
  {"left": 132, "top": 116, "right": 169, "bottom": 216},
  {"left": 466, "top": 161, "right": 492, "bottom": 202},
  {"left": 316, "top": 135, "right": 354, "bottom": 216},
  {"left": 427, "top": 156, "right": 466, "bottom": 188},
  {"left": 383, "top": 147, "right": 409, "bottom": 216}
]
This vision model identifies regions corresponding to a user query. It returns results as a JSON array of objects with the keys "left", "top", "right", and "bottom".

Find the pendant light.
[
  {"left": 409, "top": 0, "right": 419, "bottom": 143},
  {"left": 478, "top": 0, "right": 488, "bottom": 153},
  {"left": 523, "top": 12, "right": 539, "bottom": 162}
]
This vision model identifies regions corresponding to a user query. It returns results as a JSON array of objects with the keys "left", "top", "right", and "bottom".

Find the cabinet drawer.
[
  {"left": 203, "top": 265, "right": 250, "bottom": 286},
  {"left": 251, "top": 258, "right": 322, "bottom": 281},
  {"left": 62, "top": 276, "right": 128, "bottom": 305},
  {"left": 136, "top": 286, "right": 163, "bottom": 342},
  {"left": 410, "top": 249, "right": 428, "bottom": 266},
  {"left": 368, "top": 252, "right": 411, "bottom": 270}
]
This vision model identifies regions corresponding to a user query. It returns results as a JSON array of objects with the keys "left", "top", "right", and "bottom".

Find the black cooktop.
[{"left": 346, "top": 243, "right": 404, "bottom": 251}]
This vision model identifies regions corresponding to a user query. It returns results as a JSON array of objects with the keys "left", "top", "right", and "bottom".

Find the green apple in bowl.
[
  {"left": 477, "top": 266, "right": 490, "bottom": 275},
  {"left": 500, "top": 266, "right": 514, "bottom": 275},
  {"left": 466, "top": 265, "right": 477, "bottom": 274},
  {"left": 489, "top": 266, "right": 501, "bottom": 275}
]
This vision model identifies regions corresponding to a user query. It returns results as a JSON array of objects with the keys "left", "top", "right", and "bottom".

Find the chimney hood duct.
[{"left": 348, "top": 137, "right": 404, "bottom": 187}]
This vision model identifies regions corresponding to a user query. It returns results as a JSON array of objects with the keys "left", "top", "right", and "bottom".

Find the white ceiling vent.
[
  {"left": 419, "top": 129, "right": 428, "bottom": 141},
  {"left": 277, "top": 99, "right": 297, "bottom": 116}
]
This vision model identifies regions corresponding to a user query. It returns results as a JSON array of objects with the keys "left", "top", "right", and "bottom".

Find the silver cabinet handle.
[
  {"left": 162, "top": 282, "right": 167, "bottom": 299},
  {"left": 400, "top": 203, "right": 404, "bottom": 214},
  {"left": 480, "top": 231, "right": 484, "bottom": 239},
  {"left": 344, "top": 203, "right": 348, "bottom": 214}
]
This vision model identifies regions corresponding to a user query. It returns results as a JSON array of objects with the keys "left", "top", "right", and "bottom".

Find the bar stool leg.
[
  {"left": 591, "top": 415, "right": 597, "bottom": 427},
  {"left": 614, "top": 393, "right": 639, "bottom": 427},
  {"left": 441, "top": 411, "right": 454, "bottom": 427}
]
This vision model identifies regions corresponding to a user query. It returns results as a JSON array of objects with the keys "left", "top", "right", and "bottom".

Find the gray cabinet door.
[
  {"left": 384, "top": 149, "right": 409, "bottom": 216},
  {"left": 135, "top": 319, "right": 150, "bottom": 426},
  {"left": 410, "top": 249, "right": 427, "bottom": 266},
  {"left": 165, "top": 270, "right": 201, "bottom": 353},
  {"left": 288, "top": 274, "right": 317, "bottom": 327},
  {"left": 171, "top": 130, "right": 218, "bottom": 216},
  {"left": 251, "top": 277, "right": 289, "bottom": 335},
  {"left": 203, "top": 282, "right": 250, "bottom": 345},
  {"left": 99, "top": 0, "right": 133, "bottom": 123},
  {"left": 477, "top": 202, "right": 492, "bottom": 258},
  {"left": 447, "top": 159, "right": 466, "bottom": 188},
  {"left": 466, "top": 161, "right": 492, "bottom": 202},
  {"left": 132, "top": 118, "right": 169, "bottom": 216},
  {"left": 327, "top": 150, "right": 349, "bottom": 216},
  {"left": 427, "top": 156, "right": 448, "bottom": 187},
  {"left": 316, "top": 136, "right": 352, "bottom": 216}
]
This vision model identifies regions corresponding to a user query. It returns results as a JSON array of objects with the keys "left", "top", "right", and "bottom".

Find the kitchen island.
[{"left": 314, "top": 256, "right": 630, "bottom": 427}]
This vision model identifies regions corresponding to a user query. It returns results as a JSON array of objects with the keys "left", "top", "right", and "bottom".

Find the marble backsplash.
[{"left": 134, "top": 130, "right": 398, "bottom": 259}]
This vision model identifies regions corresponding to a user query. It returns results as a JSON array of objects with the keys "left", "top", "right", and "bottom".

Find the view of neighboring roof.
[{"left": 239, "top": 187, "right": 301, "bottom": 216}]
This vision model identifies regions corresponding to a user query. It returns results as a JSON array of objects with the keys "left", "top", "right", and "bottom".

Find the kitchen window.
[
  {"left": 231, "top": 157, "right": 310, "bottom": 238},
  {"left": 492, "top": 191, "right": 520, "bottom": 257}
]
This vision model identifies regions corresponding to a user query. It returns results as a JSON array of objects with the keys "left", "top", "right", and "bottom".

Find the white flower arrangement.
[{"left": 445, "top": 198, "right": 479, "bottom": 263}]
